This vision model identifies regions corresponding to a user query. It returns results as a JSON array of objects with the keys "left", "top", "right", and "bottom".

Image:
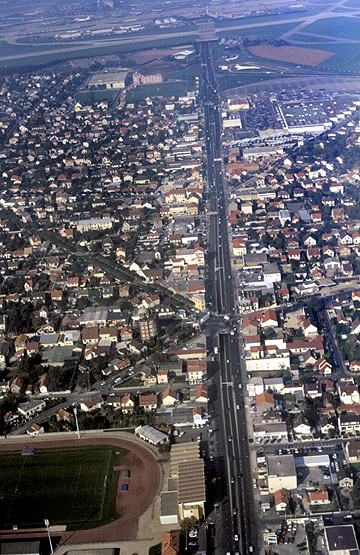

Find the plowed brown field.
[{"left": 249, "top": 45, "right": 335, "bottom": 66}]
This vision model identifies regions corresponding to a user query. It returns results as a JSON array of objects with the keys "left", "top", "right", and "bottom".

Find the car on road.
[
  {"left": 228, "top": 435, "right": 232, "bottom": 442},
  {"left": 179, "top": 431, "right": 185, "bottom": 438},
  {"left": 231, "top": 476, "right": 235, "bottom": 484},
  {"left": 234, "top": 534, "right": 239, "bottom": 542},
  {"left": 189, "top": 530, "right": 198, "bottom": 538}
]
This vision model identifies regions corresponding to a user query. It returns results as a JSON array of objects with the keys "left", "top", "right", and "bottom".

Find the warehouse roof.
[
  {"left": 177, "top": 459, "right": 205, "bottom": 504},
  {"left": 88, "top": 71, "right": 128, "bottom": 86},
  {"left": 170, "top": 441, "right": 199, "bottom": 477}
]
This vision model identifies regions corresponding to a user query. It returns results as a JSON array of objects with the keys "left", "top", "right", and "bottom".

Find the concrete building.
[
  {"left": 77, "top": 218, "right": 113, "bottom": 233},
  {"left": 88, "top": 71, "right": 128, "bottom": 89},
  {"left": 346, "top": 440, "right": 360, "bottom": 462},
  {"left": 178, "top": 458, "right": 205, "bottom": 520},
  {"left": 135, "top": 425, "right": 168, "bottom": 445},
  {"left": 267, "top": 454, "right": 297, "bottom": 493},
  {"left": 170, "top": 442, "right": 200, "bottom": 478},
  {"left": 325, "top": 525, "right": 360, "bottom": 555},
  {"left": 139, "top": 317, "right": 157, "bottom": 342}
]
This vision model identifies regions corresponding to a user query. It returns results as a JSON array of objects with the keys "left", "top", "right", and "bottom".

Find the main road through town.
[{"left": 200, "top": 41, "right": 258, "bottom": 555}]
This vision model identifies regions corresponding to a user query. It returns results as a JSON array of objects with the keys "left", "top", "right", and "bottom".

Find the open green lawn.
[
  {"left": 75, "top": 89, "right": 118, "bottom": 103},
  {"left": 217, "top": 22, "right": 300, "bottom": 40},
  {"left": 213, "top": 9, "right": 323, "bottom": 28},
  {"left": 303, "top": 16, "right": 360, "bottom": 39},
  {"left": 126, "top": 80, "right": 195, "bottom": 100},
  {"left": 291, "top": 41, "right": 360, "bottom": 73},
  {"left": 218, "top": 72, "right": 278, "bottom": 91},
  {"left": 0, "top": 446, "right": 126, "bottom": 529},
  {"left": 344, "top": 0, "right": 360, "bottom": 7},
  {"left": 289, "top": 33, "right": 337, "bottom": 43},
  {"left": 0, "top": 36, "right": 197, "bottom": 69}
]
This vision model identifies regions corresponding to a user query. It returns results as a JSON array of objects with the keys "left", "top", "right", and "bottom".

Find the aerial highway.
[{"left": 201, "top": 41, "right": 258, "bottom": 554}]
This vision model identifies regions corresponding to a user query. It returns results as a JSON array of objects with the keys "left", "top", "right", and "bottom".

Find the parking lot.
[{"left": 263, "top": 521, "right": 307, "bottom": 554}]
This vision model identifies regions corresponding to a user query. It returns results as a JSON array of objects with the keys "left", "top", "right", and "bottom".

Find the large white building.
[
  {"left": 88, "top": 71, "right": 128, "bottom": 89},
  {"left": 77, "top": 218, "right": 112, "bottom": 233}
]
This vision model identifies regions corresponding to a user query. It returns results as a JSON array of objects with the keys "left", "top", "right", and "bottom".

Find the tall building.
[{"left": 139, "top": 317, "right": 157, "bottom": 342}]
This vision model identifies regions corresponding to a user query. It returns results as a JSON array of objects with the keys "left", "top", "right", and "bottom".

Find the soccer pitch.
[{"left": 0, "top": 446, "right": 127, "bottom": 529}]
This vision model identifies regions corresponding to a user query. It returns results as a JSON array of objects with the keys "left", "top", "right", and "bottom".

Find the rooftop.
[
  {"left": 177, "top": 458, "right": 205, "bottom": 504},
  {"left": 267, "top": 454, "right": 296, "bottom": 477}
]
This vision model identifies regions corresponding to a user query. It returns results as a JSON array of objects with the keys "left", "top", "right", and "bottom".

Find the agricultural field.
[
  {"left": 0, "top": 446, "right": 126, "bottom": 529},
  {"left": 249, "top": 44, "right": 335, "bottom": 67},
  {"left": 284, "top": 42, "right": 360, "bottom": 73}
]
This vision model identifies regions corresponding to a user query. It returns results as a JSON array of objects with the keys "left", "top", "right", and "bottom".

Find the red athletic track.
[{"left": 0, "top": 436, "right": 161, "bottom": 544}]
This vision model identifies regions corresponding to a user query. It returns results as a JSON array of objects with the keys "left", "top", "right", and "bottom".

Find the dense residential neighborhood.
[{"left": 1, "top": 8, "right": 360, "bottom": 555}]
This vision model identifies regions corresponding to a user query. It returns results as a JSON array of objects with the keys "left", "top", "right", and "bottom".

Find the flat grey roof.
[
  {"left": 1, "top": 542, "right": 40, "bottom": 555},
  {"left": 267, "top": 454, "right": 296, "bottom": 477},
  {"left": 160, "top": 490, "right": 179, "bottom": 517},
  {"left": 88, "top": 71, "right": 127, "bottom": 85}
]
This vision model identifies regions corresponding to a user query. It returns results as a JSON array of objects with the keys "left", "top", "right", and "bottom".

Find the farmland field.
[
  {"left": 285, "top": 42, "right": 360, "bottom": 73},
  {"left": 249, "top": 45, "right": 335, "bottom": 67},
  {"left": 0, "top": 446, "right": 126, "bottom": 529}
]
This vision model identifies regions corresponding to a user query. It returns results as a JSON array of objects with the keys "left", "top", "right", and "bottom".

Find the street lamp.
[
  {"left": 73, "top": 407, "right": 80, "bottom": 439},
  {"left": 44, "top": 519, "right": 53, "bottom": 554}
]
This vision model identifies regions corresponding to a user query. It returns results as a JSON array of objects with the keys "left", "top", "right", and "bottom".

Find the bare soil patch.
[{"left": 249, "top": 44, "right": 335, "bottom": 66}]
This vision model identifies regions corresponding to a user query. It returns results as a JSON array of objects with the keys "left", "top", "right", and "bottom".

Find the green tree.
[
  {"left": 352, "top": 478, "right": 360, "bottom": 509},
  {"left": 179, "top": 516, "right": 197, "bottom": 549}
]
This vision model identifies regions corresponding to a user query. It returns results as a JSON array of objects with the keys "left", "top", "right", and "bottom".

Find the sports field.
[{"left": 0, "top": 446, "right": 126, "bottom": 529}]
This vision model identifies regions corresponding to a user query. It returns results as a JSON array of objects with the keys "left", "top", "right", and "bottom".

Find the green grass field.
[
  {"left": 213, "top": 9, "right": 323, "bottom": 28},
  {"left": 302, "top": 16, "right": 360, "bottom": 39},
  {"left": 218, "top": 72, "right": 278, "bottom": 91},
  {"left": 126, "top": 80, "right": 195, "bottom": 100},
  {"left": 0, "top": 446, "right": 126, "bottom": 529},
  {"left": 75, "top": 89, "right": 118, "bottom": 103},
  {"left": 289, "top": 33, "right": 337, "bottom": 43},
  {"left": 217, "top": 22, "right": 300, "bottom": 40},
  {"left": 0, "top": 36, "right": 197, "bottom": 69}
]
